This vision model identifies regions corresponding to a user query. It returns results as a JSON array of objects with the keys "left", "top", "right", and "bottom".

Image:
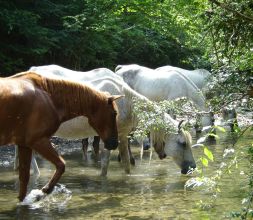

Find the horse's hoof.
[
  {"left": 143, "top": 145, "right": 150, "bottom": 150},
  {"left": 41, "top": 185, "right": 54, "bottom": 194},
  {"left": 100, "top": 172, "right": 107, "bottom": 177},
  {"left": 125, "top": 168, "right": 130, "bottom": 174},
  {"left": 130, "top": 157, "right": 135, "bottom": 166},
  {"left": 18, "top": 195, "right": 26, "bottom": 202},
  {"left": 117, "top": 154, "right": 121, "bottom": 162}
]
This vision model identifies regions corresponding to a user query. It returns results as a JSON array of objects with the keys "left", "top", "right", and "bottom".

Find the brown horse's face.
[
  {"left": 88, "top": 95, "right": 122, "bottom": 150},
  {"left": 153, "top": 139, "right": 167, "bottom": 159}
]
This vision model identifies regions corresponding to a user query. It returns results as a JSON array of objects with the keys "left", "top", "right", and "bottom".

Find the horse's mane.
[
  {"left": 12, "top": 71, "right": 108, "bottom": 115},
  {"left": 88, "top": 76, "right": 149, "bottom": 103},
  {"left": 181, "top": 129, "right": 192, "bottom": 148}
]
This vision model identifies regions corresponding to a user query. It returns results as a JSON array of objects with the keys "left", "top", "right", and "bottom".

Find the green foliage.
[
  {"left": 131, "top": 97, "right": 204, "bottom": 140},
  {"left": 0, "top": 0, "right": 207, "bottom": 75},
  {"left": 0, "top": 1, "right": 252, "bottom": 217},
  {"left": 203, "top": 0, "right": 253, "bottom": 110}
]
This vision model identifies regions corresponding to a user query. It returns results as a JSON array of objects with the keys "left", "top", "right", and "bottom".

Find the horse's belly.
[
  {"left": 136, "top": 87, "right": 164, "bottom": 101},
  {"left": 55, "top": 116, "right": 96, "bottom": 139}
]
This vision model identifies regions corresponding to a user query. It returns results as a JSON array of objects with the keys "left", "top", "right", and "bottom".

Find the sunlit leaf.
[
  {"left": 204, "top": 147, "right": 214, "bottom": 161},
  {"left": 214, "top": 126, "right": 226, "bottom": 133},
  {"left": 200, "top": 157, "right": 208, "bottom": 167}
]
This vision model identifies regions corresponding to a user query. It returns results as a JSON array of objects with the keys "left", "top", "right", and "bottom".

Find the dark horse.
[{"left": 0, "top": 71, "right": 123, "bottom": 201}]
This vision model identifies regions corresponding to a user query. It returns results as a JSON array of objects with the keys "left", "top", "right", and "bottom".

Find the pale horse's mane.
[
  {"left": 87, "top": 76, "right": 149, "bottom": 118},
  {"left": 87, "top": 76, "right": 181, "bottom": 146}
]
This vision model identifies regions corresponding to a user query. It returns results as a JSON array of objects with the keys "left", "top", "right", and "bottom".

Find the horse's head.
[
  {"left": 222, "top": 107, "right": 237, "bottom": 121},
  {"left": 115, "top": 64, "right": 140, "bottom": 88},
  {"left": 164, "top": 123, "right": 196, "bottom": 174},
  {"left": 151, "top": 132, "right": 167, "bottom": 160},
  {"left": 88, "top": 94, "right": 124, "bottom": 151},
  {"left": 222, "top": 107, "right": 238, "bottom": 132},
  {"left": 200, "top": 111, "right": 215, "bottom": 128}
]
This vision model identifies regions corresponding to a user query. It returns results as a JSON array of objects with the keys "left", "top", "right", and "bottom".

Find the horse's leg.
[
  {"left": 140, "top": 139, "right": 144, "bottom": 161},
  {"left": 148, "top": 133, "right": 153, "bottom": 164},
  {"left": 100, "top": 148, "right": 111, "bottom": 176},
  {"left": 118, "top": 137, "right": 135, "bottom": 166},
  {"left": 81, "top": 138, "right": 89, "bottom": 160},
  {"left": 31, "top": 152, "right": 40, "bottom": 176},
  {"left": 14, "top": 146, "right": 19, "bottom": 171},
  {"left": 18, "top": 145, "right": 32, "bottom": 201},
  {"left": 15, "top": 146, "right": 40, "bottom": 176},
  {"left": 118, "top": 136, "right": 130, "bottom": 174},
  {"left": 93, "top": 136, "right": 100, "bottom": 161},
  {"left": 127, "top": 144, "right": 135, "bottom": 166},
  {"left": 31, "top": 138, "right": 65, "bottom": 194}
]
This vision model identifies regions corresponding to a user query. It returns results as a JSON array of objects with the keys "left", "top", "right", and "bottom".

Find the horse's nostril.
[
  {"left": 181, "top": 169, "right": 188, "bottom": 174},
  {"left": 159, "top": 153, "right": 166, "bottom": 159}
]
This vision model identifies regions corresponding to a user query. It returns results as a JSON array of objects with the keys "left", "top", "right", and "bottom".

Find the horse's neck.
[
  {"left": 177, "top": 72, "right": 207, "bottom": 111},
  {"left": 42, "top": 78, "right": 104, "bottom": 122}
]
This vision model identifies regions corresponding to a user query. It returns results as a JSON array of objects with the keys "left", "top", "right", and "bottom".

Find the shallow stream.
[{"left": 0, "top": 129, "right": 252, "bottom": 219}]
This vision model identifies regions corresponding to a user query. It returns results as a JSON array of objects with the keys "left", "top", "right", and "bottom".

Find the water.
[{"left": 0, "top": 130, "right": 252, "bottom": 220}]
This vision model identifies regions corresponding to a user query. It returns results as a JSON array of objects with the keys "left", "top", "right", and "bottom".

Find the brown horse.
[{"left": 0, "top": 71, "right": 123, "bottom": 201}]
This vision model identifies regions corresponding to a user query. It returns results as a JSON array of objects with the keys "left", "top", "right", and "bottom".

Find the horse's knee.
[{"left": 56, "top": 160, "right": 65, "bottom": 174}]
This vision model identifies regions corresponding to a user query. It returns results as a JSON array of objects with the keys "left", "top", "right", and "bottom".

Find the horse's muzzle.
[
  {"left": 104, "top": 137, "right": 119, "bottom": 150},
  {"left": 158, "top": 152, "right": 167, "bottom": 160},
  {"left": 181, "top": 161, "right": 197, "bottom": 174}
]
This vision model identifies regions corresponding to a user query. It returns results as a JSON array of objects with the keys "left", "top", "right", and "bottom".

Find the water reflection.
[{"left": 0, "top": 130, "right": 252, "bottom": 219}]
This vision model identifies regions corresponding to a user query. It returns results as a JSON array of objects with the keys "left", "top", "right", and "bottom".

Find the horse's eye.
[{"left": 178, "top": 140, "right": 186, "bottom": 148}]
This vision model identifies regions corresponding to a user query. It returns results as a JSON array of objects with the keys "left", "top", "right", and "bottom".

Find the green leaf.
[
  {"left": 200, "top": 157, "right": 208, "bottom": 167},
  {"left": 204, "top": 147, "right": 214, "bottom": 161},
  {"left": 214, "top": 126, "right": 226, "bottom": 133}
]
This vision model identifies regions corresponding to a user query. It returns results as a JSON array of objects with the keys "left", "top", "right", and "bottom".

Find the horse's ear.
[
  {"left": 108, "top": 95, "right": 125, "bottom": 104},
  {"left": 115, "top": 65, "right": 123, "bottom": 72},
  {"left": 178, "top": 120, "right": 184, "bottom": 132}
]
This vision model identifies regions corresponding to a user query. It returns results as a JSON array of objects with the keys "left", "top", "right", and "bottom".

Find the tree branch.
[{"left": 209, "top": 0, "right": 253, "bottom": 23}]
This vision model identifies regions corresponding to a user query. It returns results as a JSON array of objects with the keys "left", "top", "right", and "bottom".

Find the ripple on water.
[{"left": 19, "top": 184, "right": 72, "bottom": 211}]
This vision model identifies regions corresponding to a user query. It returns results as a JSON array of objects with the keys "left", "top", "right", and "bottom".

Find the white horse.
[
  {"left": 29, "top": 65, "right": 123, "bottom": 82},
  {"left": 15, "top": 73, "right": 196, "bottom": 175},
  {"left": 156, "top": 65, "right": 211, "bottom": 91},
  {"left": 156, "top": 65, "right": 238, "bottom": 131},
  {"left": 115, "top": 64, "right": 214, "bottom": 129}
]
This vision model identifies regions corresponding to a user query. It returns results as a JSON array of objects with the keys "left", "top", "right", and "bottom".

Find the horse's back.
[
  {"left": 115, "top": 64, "right": 190, "bottom": 100},
  {"left": 0, "top": 75, "right": 59, "bottom": 145},
  {"left": 30, "top": 65, "right": 122, "bottom": 82},
  {"left": 156, "top": 66, "right": 210, "bottom": 90}
]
